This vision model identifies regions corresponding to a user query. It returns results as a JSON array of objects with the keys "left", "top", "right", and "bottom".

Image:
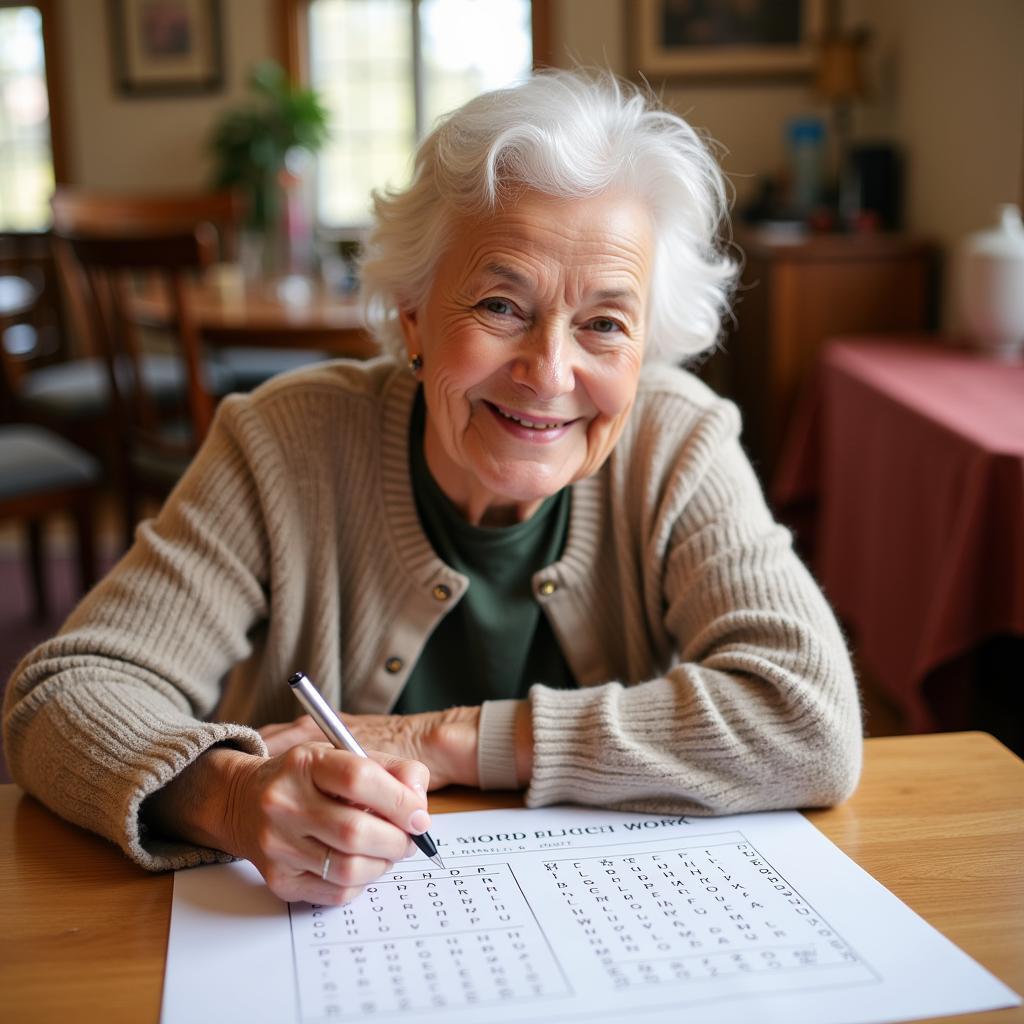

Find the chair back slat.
[
  {"left": 51, "top": 188, "right": 244, "bottom": 261},
  {"left": 68, "top": 237, "right": 216, "bottom": 457},
  {"left": 169, "top": 270, "right": 215, "bottom": 441},
  {"left": 61, "top": 228, "right": 218, "bottom": 271},
  {"left": 79, "top": 264, "right": 134, "bottom": 437},
  {"left": 51, "top": 238, "right": 99, "bottom": 358}
]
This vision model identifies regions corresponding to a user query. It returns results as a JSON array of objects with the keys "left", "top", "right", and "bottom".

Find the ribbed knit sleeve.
[
  {"left": 1, "top": 359, "right": 439, "bottom": 871},
  {"left": 524, "top": 376, "right": 862, "bottom": 815},
  {"left": 477, "top": 699, "right": 521, "bottom": 789}
]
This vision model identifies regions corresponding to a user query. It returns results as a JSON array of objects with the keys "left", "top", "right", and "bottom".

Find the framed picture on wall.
[
  {"left": 631, "top": 0, "right": 826, "bottom": 80},
  {"left": 110, "top": 0, "right": 224, "bottom": 96}
]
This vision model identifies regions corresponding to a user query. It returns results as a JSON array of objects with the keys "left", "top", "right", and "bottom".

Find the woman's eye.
[
  {"left": 589, "top": 317, "right": 622, "bottom": 334},
  {"left": 480, "top": 298, "right": 514, "bottom": 316}
]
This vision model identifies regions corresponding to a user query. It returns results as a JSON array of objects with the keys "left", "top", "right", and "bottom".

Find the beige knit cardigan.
[{"left": 3, "top": 357, "right": 862, "bottom": 871}]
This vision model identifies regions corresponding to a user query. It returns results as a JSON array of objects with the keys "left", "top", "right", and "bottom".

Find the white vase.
[{"left": 959, "top": 203, "right": 1024, "bottom": 360}]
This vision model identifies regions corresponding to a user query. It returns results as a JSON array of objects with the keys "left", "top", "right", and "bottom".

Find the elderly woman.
[{"left": 3, "top": 71, "right": 861, "bottom": 906}]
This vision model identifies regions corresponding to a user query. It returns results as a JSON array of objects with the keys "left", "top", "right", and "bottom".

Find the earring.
[{"left": 407, "top": 353, "right": 423, "bottom": 374}]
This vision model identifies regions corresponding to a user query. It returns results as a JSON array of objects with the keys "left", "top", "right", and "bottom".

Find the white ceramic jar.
[{"left": 959, "top": 203, "right": 1024, "bottom": 360}]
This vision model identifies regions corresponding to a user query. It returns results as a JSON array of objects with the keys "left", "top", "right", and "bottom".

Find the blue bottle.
[{"left": 787, "top": 117, "right": 825, "bottom": 218}]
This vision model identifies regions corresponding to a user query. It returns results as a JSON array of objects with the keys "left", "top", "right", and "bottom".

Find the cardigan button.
[
  {"left": 538, "top": 580, "right": 557, "bottom": 596},
  {"left": 385, "top": 657, "right": 404, "bottom": 674},
  {"left": 432, "top": 583, "right": 451, "bottom": 601}
]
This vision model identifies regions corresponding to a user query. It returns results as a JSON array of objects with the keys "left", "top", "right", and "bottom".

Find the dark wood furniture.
[
  {"left": 0, "top": 425, "right": 100, "bottom": 620},
  {"left": 0, "top": 276, "right": 100, "bottom": 618},
  {"left": 131, "top": 273, "right": 375, "bottom": 356},
  {"left": 49, "top": 189, "right": 245, "bottom": 258},
  {"left": 715, "top": 230, "right": 936, "bottom": 481},
  {"left": 0, "top": 275, "right": 40, "bottom": 405},
  {"left": 3, "top": 194, "right": 246, "bottom": 459},
  {"left": 0, "top": 231, "right": 68, "bottom": 374},
  {"left": 51, "top": 191, "right": 227, "bottom": 544}
]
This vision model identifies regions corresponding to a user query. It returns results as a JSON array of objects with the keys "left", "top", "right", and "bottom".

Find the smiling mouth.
[{"left": 488, "top": 402, "right": 573, "bottom": 431}]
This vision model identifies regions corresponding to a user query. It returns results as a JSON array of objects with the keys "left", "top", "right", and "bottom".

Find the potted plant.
[{"left": 209, "top": 61, "right": 329, "bottom": 276}]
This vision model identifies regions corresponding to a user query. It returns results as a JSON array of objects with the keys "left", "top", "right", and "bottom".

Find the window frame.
[
  {"left": 275, "top": 0, "right": 552, "bottom": 85},
  {"left": 0, "top": 0, "right": 69, "bottom": 187},
  {"left": 274, "top": 0, "right": 551, "bottom": 236}
]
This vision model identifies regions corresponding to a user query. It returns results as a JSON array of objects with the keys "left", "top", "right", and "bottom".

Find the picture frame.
[
  {"left": 110, "top": 0, "right": 224, "bottom": 97},
  {"left": 631, "top": 0, "right": 826, "bottom": 80}
]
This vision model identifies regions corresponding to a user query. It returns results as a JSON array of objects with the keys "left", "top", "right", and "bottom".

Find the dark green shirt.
[{"left": 393, "top": 393, "right": 576, "bottom": 713}]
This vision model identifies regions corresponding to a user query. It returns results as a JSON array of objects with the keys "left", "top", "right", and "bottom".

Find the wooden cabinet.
[{"left": 705, "top": 231, "right": 937, "bottom": 482}]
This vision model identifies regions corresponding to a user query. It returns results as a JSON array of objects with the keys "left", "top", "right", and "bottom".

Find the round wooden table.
[{"left": 132, "top": 272, "right": 380, "bottom": 357}]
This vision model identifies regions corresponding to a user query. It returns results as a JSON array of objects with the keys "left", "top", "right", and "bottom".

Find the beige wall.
[
  {"left": 848, "top": 0, "right": 1024, "bottom": 236},
  {"left": 554, "top": 0, "right": 1024, "bottom": 327},
  {"left": 846, "top": 0, "right": 1024, "bottom": 326},
  {"left": 57, "top": 0, "right": 274, "bottom": 190},
  {"left": 555, "top": 0, "right": 835, "bottom": 210}
]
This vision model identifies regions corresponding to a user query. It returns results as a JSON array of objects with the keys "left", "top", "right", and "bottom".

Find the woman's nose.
[{"left": 510, "top": 326, "right": 575, "bottom": 398}]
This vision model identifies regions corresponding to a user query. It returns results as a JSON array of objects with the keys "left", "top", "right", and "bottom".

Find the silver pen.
[{"left": 287, "top": 672, "right": 445, "bottom": 869}]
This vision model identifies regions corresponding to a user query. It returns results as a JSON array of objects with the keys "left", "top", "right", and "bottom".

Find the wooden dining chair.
[
  {"left": 1, "top": 288, "right": 101, "bottom": 621},
  {"left": 0, "top": 274, "right": 40, "bottom": 420},
  {"left": 48, "top": 187, "right": 326, "bottom": 394},
  {"left": 50, "top": 194, "right": 228, "bottom": 545},
  {"left": 50, "top": 188, "right": 246, "bottom": 258},
  {"left": 0, "top": 231, "right": 69, "bottom": 394},
  {"left": 0, "top": 423, "right": 101, "bottom": 621},
  {"left": 3, "top": 192, "right": 248, "bottom": 467}
]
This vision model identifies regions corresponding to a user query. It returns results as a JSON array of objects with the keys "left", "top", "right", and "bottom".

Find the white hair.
[{"left": 359, "top": 69, "right": 737, "bottom": 365}]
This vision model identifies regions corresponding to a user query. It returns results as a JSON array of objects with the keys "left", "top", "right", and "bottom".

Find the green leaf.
[{"left": 207, "top": 61, "right": 330, "bottom": 230}]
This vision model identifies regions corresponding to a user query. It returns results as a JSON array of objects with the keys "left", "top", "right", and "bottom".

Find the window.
[
  {"left": 308, "top": 0, "right": 534, "bottom": 230},
  {"left": 0, "top": 3, "right": 54, "bottom": 230}
]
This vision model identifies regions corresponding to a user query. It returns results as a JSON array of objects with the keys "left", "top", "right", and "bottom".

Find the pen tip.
[{"left": 430, "top": 854, "right": 445, "bottom": 869}]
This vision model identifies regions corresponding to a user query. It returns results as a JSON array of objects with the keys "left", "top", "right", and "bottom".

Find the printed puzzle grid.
[
  {"left": 288, "top": 830, "right": 879, "bottom": 1022},
  {"left": 290, "top": 863, "right": 569, "bottom": 1019}
]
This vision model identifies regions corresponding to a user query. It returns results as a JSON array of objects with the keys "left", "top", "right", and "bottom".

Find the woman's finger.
[
  {"left": 259, "top": 716, "right": 321, "bottom": 756},
  {"left": 301, "top": 881, "right": 367, "bottom": 907},
  {"left": 243, "top": 744, "right": 430, "bottom": 904},
  {"left": 317, "top": 850, "right": 395, "bottom": 889},
  {"left": 257, "top": 721, "right": 290, "bottom": 740},
  {"left": 371, "top": 750, "right": 431, "bottom": 795},
  {"left": 262, "top": 855, "right": 367, "bottom": 906},
  {"left": 307, "top": 799, "right": 413, "bottom": 864},
  {"left": 308, "top": 748, "right": 430, "bottom": 840}
]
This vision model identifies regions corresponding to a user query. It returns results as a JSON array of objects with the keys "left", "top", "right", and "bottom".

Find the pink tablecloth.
[{"left": 774, "top": 337, "right": 1024, "bottom": 731}]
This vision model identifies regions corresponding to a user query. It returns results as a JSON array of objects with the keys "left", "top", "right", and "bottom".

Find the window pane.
[
  {"left": 310, "top": 0, "right": 532, "bottom": 230},
  {"left": 420, "top": 0, "right": 532, "bottom": 132},
  {"left": 0, "top": 6, "right": 53, "bottom": 231},
  {"left": 311, "top": 0, "right": 415, "bottom": 227}
]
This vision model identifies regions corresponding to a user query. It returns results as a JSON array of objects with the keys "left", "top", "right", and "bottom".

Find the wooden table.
[
  {"left": 1, "top": 732, "right": 1021, "bottom": 1024},
  {"left": 132, "top": 273, "right": 380, "bottom": 357}
]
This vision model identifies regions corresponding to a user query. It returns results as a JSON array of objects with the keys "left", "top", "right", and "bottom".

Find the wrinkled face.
[{"left": 399, "top": 189, "right": 653, "bottom": 526}]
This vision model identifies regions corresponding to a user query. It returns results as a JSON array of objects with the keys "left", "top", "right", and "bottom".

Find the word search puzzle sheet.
[{"left": 162, "top": 807, "right": 1019, "bottom": 1024}]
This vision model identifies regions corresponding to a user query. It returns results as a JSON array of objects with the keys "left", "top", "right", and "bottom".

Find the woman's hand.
[
  {"left": 259, "top": 707, "right": 480, "bottom": 789},
  {"left": 144, "top": 743, "right": 431, "bottom": 905}
]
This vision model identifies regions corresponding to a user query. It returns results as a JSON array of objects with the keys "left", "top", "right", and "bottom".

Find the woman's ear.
[{"left": 398, "top": 308, "right": 419, "bottom": 355}]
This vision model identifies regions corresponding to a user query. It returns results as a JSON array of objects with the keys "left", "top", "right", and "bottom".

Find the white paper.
[{"left": 162, "top": 807, "right": 1020, "bottom": 1024}]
